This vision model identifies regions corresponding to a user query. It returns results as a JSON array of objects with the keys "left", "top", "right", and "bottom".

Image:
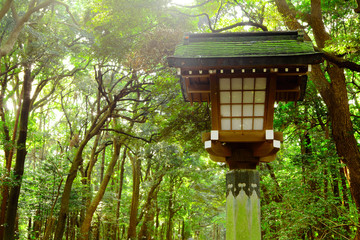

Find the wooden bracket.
[
  {"left": 209, "top": 155, "right": 226, "bottom": 162},
  {"left": 252, "top": 141, "right": 280, "bottom": 157},
  {"left": 205, "top": 140, "right": 231, "bottom": 157}
]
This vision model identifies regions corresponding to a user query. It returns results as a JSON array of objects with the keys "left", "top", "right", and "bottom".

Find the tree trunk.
[
  {"left": 138, "top": 174, "right": 163, "bottom": 240},
  {"left": 53, "top": 105, "right": 114, "bottom": 240},
  {"left": 155, "top": 202, "right": 160, "bottom": 239},
  {"left": 116, "top": 148, "right": 127, "bottom": 240},
  {"left": 340, "top": 166, "right": 350, "bottom": 210},
  {"left": 27, "top": 217, "right": 32, "bottom": 240},
  {"left": 166, "top": 177, "right": 175, "bottom": 240},
  {"left": 0, "top": 68, "right": 11, "bottom": 240},
  {"left": 274, "top": 1, "right": 360, "bottom": 238},
  {"left": 312, "top": 65, "right": 360, "bottom": 239},
  {"left": 79, "top": 139, "right": 122, "bottom": 240},
  {"left": 4, "top": 67, "right": 32, "bottom": 240},
  {"left": 33, "top": 208, "right": 42, "bottom": 239},
  {"left": 80, "top": 133, "right": 101, "bottom": 225},
  {"left": 127, "top": 153, "right": 141, "bottom": 240}
]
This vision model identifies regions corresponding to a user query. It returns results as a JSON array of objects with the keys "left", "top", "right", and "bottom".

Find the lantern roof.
[{"left": 168, "top": 31, "right": 322, "bottom": 68}]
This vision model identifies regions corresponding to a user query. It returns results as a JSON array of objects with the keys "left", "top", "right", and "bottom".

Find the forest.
[{"left": 1, "top": 0, "right": 360, "bottom": 239}]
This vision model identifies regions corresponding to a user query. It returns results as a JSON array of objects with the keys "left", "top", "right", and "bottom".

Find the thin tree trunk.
[
  {"left": 127, "top": 152, "right": 141, "bottom": 240},
  {"left": 340, "top": 166, "right": 350, "bottom": 210},
  {"left": 33, "top": 208, "right": 42, "bottom": 239},
  {"left": 79, "top": 139, "right": 122, "bottom": 240},
  {"left": 166, "top": 177, "right": 175, "bottom": 240},
  {"left": 27, "top": 217, "right": 32, "bottom": 240},
  {"left": 53, "top": 105, "right": 114, "bottom": 240},
  {"left": 116, "top": 148, "right": 127, "bottom": 240},
  {"left": 0, "top": 67, "right": 10, "bottom": 240},
  {"left": 138, "top": 174, "right": 164, "bottom": 239},
  {"left": 80, "top": 133, "right": 101, "bottom": 225},
  {"left": 42, "top": 178, "right": 63, "bottom": 240},
  {"left": 265, "top": 163, "right": 283, "bottom": 202},
  {"left": 4, "top": 67, "right": 32, "bottom": 240},
  {"left": 100, "top": 141, "right": 106, "bottom": 184},
  {"left": 155, "top": 202, "right": 160, "bottom": 239}
]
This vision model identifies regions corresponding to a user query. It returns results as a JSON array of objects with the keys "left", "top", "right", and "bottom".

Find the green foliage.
[{"left": 1, "top": 0, "right": 360, "bottom": 239}]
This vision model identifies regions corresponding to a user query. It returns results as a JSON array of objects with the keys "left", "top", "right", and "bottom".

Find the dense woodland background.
[{"left": 1, "top": 0, "right": 360, "bottom": 239}]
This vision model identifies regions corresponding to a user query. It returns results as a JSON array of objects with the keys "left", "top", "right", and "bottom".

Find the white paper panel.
[
  {"left": 232, "top": 118, "right": 242, "bottom": 130},
  {"left": 243, "top": 78, "right": 254, "bottom": 89},
  {"left": 232, "top": 91, "right": 242, "bottom": 103},
  {"left": 232, "top": 78, "right": 242, "bottom": 90},
  {"left": 232, "top": 105, "right": 242, "bottom": 117},
  {"left": 243, "top": 91, "right": 254, "bottom": 103},
  {"left": 220, "top": 92, "right": 230, "bottom": 103},
  {"left": 253, "top": 118, "right": 264, "bottom": 130},
  {"left": 243, "top": 104, "right": 254, "bottom": 117},
  {"left": 243, "top": 105, "right": 253, "bottom": 116},
  {"left": 255, "top": 78, "right": 267, "bottom": 90},
  {"left": 243, "top": 118, "right": 253, "bottom": 130},
  {"left": 219, "top": 78, "right": 230, "bottom": 90},
  {"left": 254, "top": 91, "right": 265, "bottom": 103},
  {"left": 221, "top": 118, "right": 231, "bottom": 130},
  {"left": 254, "top": 104, "right": 265, "bottom": 116},
  {"left": 220, "top": 105, "right": 231, "bottom": 117}
]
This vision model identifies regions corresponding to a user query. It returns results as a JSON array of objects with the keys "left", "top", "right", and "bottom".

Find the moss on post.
[{"left": 226, "top": 169, "right": 261, "bottom": 240}]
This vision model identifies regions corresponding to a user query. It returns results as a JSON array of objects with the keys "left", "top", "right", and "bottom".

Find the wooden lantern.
[{"left": 168, "top": 31, "right": 321, "bottom": 168}]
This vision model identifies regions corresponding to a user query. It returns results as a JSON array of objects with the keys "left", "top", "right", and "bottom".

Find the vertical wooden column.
[
  {"left": 226, "top": 169, "right": 261, "bottom": 240},
  {"left": 210, "top": 74, "right": 219, "bottom": 130}
]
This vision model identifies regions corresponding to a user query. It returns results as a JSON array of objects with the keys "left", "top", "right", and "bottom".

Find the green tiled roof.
[
  {"left": 174, "top": 40, "right": 315, "bottom": 58},
  {"left": 168, "top": 31, "right": 322, "bottom": 67}
]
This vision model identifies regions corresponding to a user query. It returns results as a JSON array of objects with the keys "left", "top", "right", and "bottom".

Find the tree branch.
[
  {"left": 169, "top": 10, "right": 267, "bottom": 32},
  {"left": 315, "top": 47, "right": 360, "bottom": 73},
  {"left": 0, "top": 0, "right": 12, "bottom": 22},
  {"left": 0, "top": 0, "right": 55, "bottom": 58},
  {"left": 274, "top": 0, "right": 309, "bottom": 31},
  {"left": 101, "top": 128, "right": 157, "bottom": 143},
  {"left": 212, "top": 21, "right": 268, "bottom": 32},
  {"left": 310, "top": 0, "right": 330, "bottom": 48},
  {"left": 355, "top": 0, "right": 360, "bottom": 13},
  {"left": 171, "top": 0, "right": 212, "bottom": 9},
  {"left": 53, "top": 1, "right": 78, "bottom": 25}
]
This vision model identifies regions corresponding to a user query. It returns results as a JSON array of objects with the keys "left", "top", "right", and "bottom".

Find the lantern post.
[{"left": 168, "top": 31, "right": 321, "bottom": 240}]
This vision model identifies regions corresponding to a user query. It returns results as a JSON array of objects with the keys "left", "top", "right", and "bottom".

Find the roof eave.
[{"left": 168, "top": 53, "right": 323, "bottom": 68}]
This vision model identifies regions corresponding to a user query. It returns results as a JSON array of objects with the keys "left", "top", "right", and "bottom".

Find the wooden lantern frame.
[{"left": 168, "top": 31, "right": 322, "bottom": 167}]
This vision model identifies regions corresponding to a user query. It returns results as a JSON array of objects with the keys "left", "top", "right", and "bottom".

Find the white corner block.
[
  {"left": 211, "top": 130, "right": 219, "bottom": 140},
  {"left": 266, "top": 130, "right": 274, "bottom": 140},
  {"left": 177, "top": 68, "right": 181, "bottom": 75},
  {"left": 308, "top": 64, "right": 312, "bottom": 72},
  {"left": 273, "top": 140, "right": 281, "bottom": 149},
  {"left": 205, "top": 140, "right": 212, "bottom": 149}
]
